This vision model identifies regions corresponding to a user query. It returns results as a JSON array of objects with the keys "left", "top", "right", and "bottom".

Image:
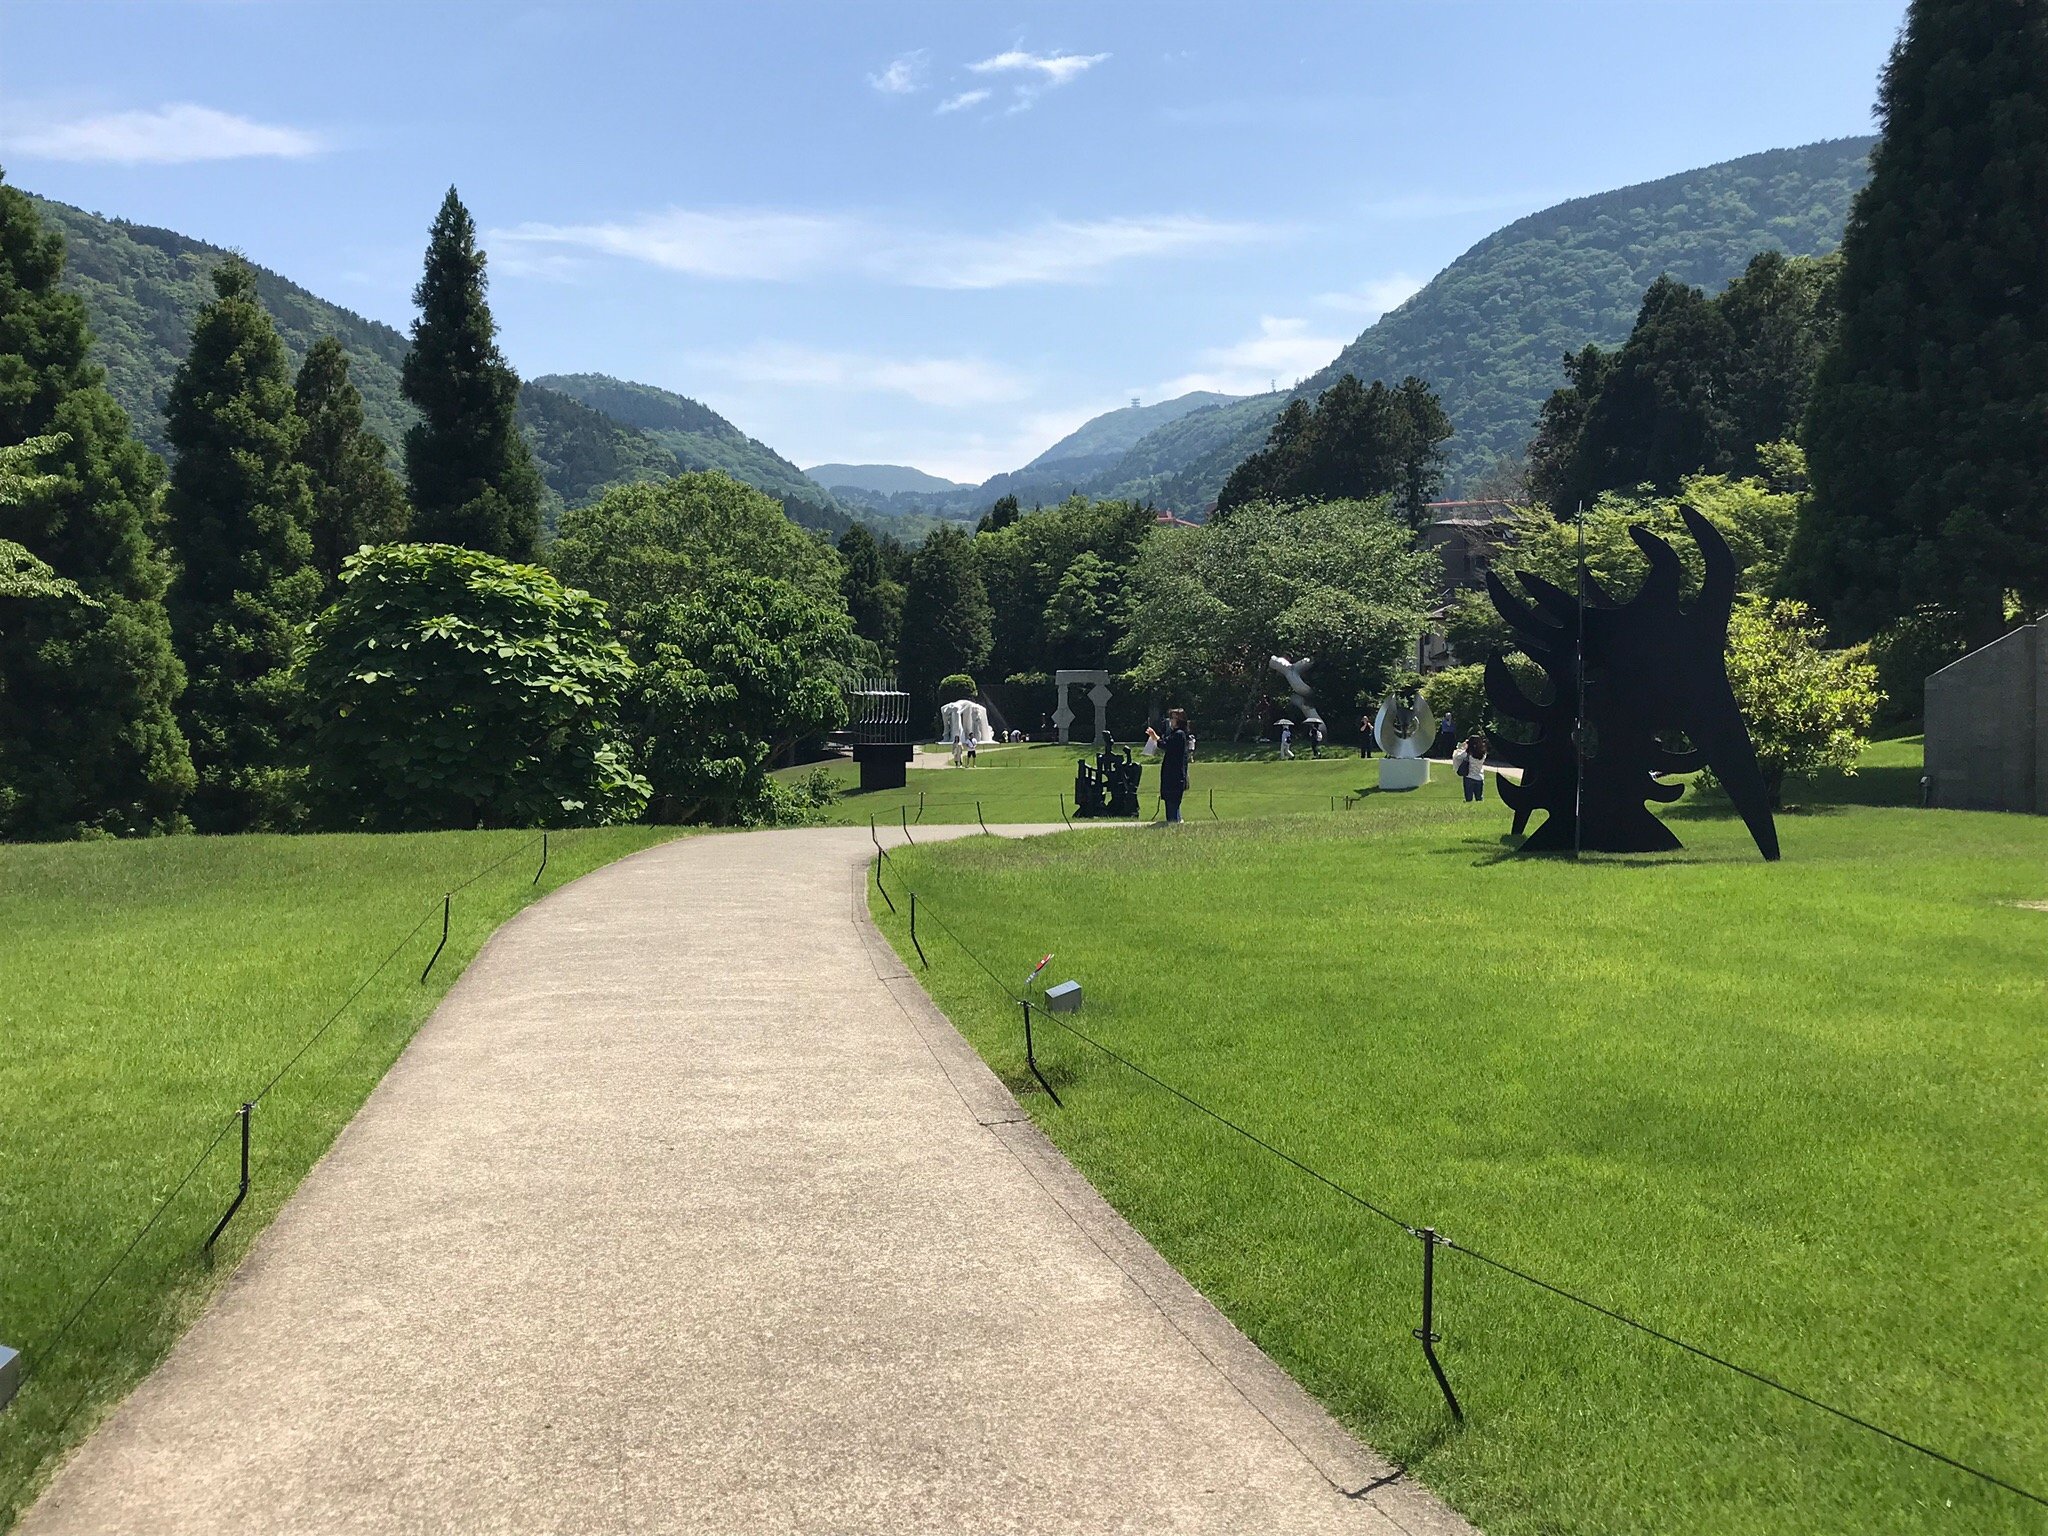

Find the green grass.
[
  {"left": 869, "top": 748, "right": 2048, "bottom": 1535},
  {"left": 0, "top": 825, "right": 676, "bottom": 1525},
  {"left": 781, "top": 739, "right": 1403, "bottom": 826}
]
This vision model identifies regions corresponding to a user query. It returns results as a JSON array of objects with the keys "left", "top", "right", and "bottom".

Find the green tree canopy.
[
  {"left": 836, "top": 521, "right": 904, "bottom": 660},
  {"left": 305, "top": 543, "right": 646, "bottom": 830},
  {"left": 295, "top": 336, "right": 410, "bottom": 582},
  {"left": 629, "top": 569, "right": 855, "bottom": 824},
  {"left": 401, "top": 188, "right": 543, "bottom": 559},
  {"left": 1530, "top": 253, "right": 1836, "bottom": 515},
  {"left": 1794, "top": 0, "right": 2048, "bottom": 648},
  {"left": 0, "top": 175, "right": 192, "bottom": 838},
  {"left": 1721, "top": 598, "right": 1880, "bottom": 807},
  {"left": 975, "top": 494, "right": 1153, "bottom": 681},
  {"left": 1123, "top": 497, "right": 1435, "bottom": 732},
  {"left": 549, "top": 471, "right": 843, "bottom": 616},
  {"left": 162, "top": 256, "right": 320, "bottom": 832},
  {"left": 1216, "top": 374, "right": 1451, "bottom": 522},
  {"left": 898, "top": 524, "right": 992, "bottom": 716}
]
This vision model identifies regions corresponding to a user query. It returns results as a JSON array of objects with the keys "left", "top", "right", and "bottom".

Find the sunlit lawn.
[{"left": 870, "top": 739, "right": 2048, "bottom": 1535}]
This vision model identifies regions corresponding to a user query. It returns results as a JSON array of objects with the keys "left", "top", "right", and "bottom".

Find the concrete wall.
[{"left": 1924, "top": 621, "right": 2047, "bottom": 813}]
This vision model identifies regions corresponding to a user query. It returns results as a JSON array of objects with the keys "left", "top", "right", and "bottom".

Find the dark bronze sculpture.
[
  {"left": 1483, "top": 506, "right": 1779, "bottom": 861},
  {"left": 1074, "top": 738, "right": 1143, "bottom": 818}
]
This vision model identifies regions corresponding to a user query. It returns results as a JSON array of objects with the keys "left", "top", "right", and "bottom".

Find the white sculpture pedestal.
[{"left": 1378, "top": 757, "right": 1429, "bottom": 791}]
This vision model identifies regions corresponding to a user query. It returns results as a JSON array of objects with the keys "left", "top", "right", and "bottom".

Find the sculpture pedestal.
[
  {"left": 1378, "top": 756, "right": 1429, "bottom": 791},
  {"left": 853, "top": 742, "right": 913, "bottom": 791}
]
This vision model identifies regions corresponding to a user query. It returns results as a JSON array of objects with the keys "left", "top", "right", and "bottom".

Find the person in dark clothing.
[
  {"left": 1358, "top": 713, "right": 1378, "bottom": 758},
  {"left": 1147, "top": 707, "right": 1192, "bottom": 823}
]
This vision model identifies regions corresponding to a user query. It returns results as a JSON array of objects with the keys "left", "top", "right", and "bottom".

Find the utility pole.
[{"left": 1573, "top": 500, "right": 1587, "bottom": 859}]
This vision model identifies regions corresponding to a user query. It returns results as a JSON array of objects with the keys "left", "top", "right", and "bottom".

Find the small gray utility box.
[{"left": 1043, "top": 980, "right": 1083, "bottom": 1014}]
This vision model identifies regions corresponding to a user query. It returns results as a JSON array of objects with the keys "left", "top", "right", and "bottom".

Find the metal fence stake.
[
  {"left": 1020, "top": 998, "right": 1063, "bottom": 1106},
  {"left": 909, "top": 892, "right": 928, "bottom": 968},
  {"left": 901, "top": 805, "right": 915, "bottom": 845},
  {"left": 1208, "top": 787, "right": 1218, "bottom": 820},
  {"left": 1413, "top": 1228, "right": 1464, "bottom": 1421},
  {"left": 204, "top": 1103, "right": 253, "bottom": 1255},
  {"left": 1058, "top": 792, "right": 1073, "bottom": 829},
  {"left": 977, "top": 800, "right": 990, "bottom": 836},
  {"left": 917, "top": 790, "right": 926, "bottom": 823},
  {"left": 532, "top": 829, "right": 548, "bottom": 885},
  {"left": 420, "top": 894, "right": 450, "bottom": 983}
]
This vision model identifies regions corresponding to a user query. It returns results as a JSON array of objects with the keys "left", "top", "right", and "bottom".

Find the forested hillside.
[
  {"left": 29, "top": 195, "right": 848, "bottom": 533},
  {"left": 533, "top": 373, "right": 847, "bottom": 531},
  {"left": 1085, "top": 137, "right": 1876, "bottom": 508}
]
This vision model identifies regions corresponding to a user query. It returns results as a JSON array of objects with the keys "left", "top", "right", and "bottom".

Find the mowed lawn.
[
  {"left": 870, "top": 753, "right": 2047, "bottom": 1536},
  {"left": 783, "top": 738, "right": 1393, "bottom": 826},
  {"left": 0, "top": 825, "right": 675, "bottom": 1525}
]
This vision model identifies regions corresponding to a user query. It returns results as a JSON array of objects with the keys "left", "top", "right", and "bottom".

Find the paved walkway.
[{"left": 24, "top": 828, "right": 1471, "bottom": 1536}]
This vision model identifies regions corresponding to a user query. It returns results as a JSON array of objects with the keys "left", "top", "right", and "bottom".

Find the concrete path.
[{"left": 23, "top": 827, "right": 1472, "bottom": 1536}]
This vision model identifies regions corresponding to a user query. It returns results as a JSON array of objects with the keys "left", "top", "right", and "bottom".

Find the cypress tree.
[
  {"left": 897, "top": 524, "right": 992, "bottom": 716},
  {"left": 0, "top": 173, "right": 193, "bottom": 838},
  {"left": 163, "top": 257, "right": 321, "bottom": 832},
  {"left": 836, "top": 522, "right": 902, "bottom": 659},
  {"left": 1795, "top": 0, "right": 2048, "bottom": 646},
  {"left": 295, "top": 336, "right": 410, "bottom": 583},
  {"left": 402, "top": 189, "right": 543, "bottom": 558}
]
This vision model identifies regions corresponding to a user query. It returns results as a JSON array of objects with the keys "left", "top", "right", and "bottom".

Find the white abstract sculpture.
[
  {"left": 1268, "top": 655, "right": 1323, "bottom": 727},
  {"left": 937, "top": 700, "right": 995, "bottom": 765},
  {"left": 1373, "top": 690, "right": 1436, "bottom": 790},
  {"left": 1053, "top": 669, "right": 1111, "bottom": 745}
]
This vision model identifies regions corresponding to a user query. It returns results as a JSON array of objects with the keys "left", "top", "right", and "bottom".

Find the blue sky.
[{"left": 3, "top": 0, "right": 1906, "bottom": 484}]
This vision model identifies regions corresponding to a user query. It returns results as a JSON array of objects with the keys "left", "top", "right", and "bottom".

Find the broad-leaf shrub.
[{"left": 305, "top": 543, "right": 646, "bottom": 829}]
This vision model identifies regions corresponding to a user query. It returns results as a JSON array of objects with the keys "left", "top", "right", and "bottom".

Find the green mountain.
[
  {"left": 1026, "top": 390, "right": 1242, "bottom": 471},
  {"left": 1083, "top": 137, "right": 1878, "bottom": 509},
  {"left": 806, "top": 463, "right": 971, "bottom": 497},
  {"left": 27, "top": 194, "right": 848, "bottom": 536},
  {"left": 532, "top": 372, "right": 845, "bottom": 530}
]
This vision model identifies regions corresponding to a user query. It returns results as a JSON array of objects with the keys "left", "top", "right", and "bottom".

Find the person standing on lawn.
[
  {"left": 1149, "top": 708, "right": 1192, "bottom": 823},
  {"left": 1455, "top": 734, "right": 1489, "bottom": 801},
  {"left": 1278, "top": 719, "right": 1294, "bottom": 759}
]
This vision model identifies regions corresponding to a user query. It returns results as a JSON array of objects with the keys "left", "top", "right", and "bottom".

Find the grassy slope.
[
  {"left": 869, "top": 748, "right": 2048, "bottom": 1535},
  {"left": 0, "top": 826, "right": 675, "bottom": 1524}
]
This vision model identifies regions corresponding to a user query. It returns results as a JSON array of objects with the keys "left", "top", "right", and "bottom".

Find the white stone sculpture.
[
  {"left": 1268, "top": 655, "right": 1323, "bottom": 727},
  {"left": 940, "top": 698, "right": 994, "bottom": 764},
  {"left": 1053, "top": 669, "right": 1112, "bottom": 745},
  {"left": 1373, "top": 690, "right": 1436, "bottom": 790}
]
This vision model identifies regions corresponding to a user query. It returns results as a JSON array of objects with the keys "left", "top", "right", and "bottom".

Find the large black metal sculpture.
[
  {"left": 1483, "top": 506, "right": 1779, "bottom": 861},
  {"left": 1073, "top": 739, "right": 1143, "bottom": 818}
]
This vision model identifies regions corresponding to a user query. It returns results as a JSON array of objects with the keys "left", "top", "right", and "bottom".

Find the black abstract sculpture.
[
  {"left": 839, "top": 673, "right": 913, "bottom": 791},
  {"left": 1483, "top": 506, "right": 1779, "bottom": 861},
  {"left": 1074, "top": 739, "right": 1143, "bottom": 818}
]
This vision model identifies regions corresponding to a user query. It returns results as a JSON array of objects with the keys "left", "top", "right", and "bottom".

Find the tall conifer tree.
[
  {"left": 1795, "top": 0, "right": 2048, "bottom": 646},
  {"left": 897, "top": 524, "right": 992, "bottom": 715},
  {"left": 295, "top": 337, "right": 410, "bottom": 582},
  {"left": 0, "top": 173, "right": 193, "bottom": 838},
  {"left": 402, "top": 189, "right": 542, "bottom": 558},
  {"left": 164, "top": 257, "right": 320, "bottom": 831}
]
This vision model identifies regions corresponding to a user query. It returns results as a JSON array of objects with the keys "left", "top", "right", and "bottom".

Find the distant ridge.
[
  {"left": 28, "top": 193, "right": 850, "bottom": 534},
  {"left": 806, "top": 463, "right": 972, "bottom": 497}
]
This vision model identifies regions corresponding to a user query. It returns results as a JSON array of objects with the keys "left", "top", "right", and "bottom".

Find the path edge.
[{"left": 847, "top": 847, "right": 1478, "bottom": 1536}]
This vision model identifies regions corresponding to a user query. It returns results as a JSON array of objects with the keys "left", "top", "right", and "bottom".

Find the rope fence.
[
  {"left": 875, "top": 861, "right": 2046, "bottom": 1513},
  {"left": 2, "top": 829, "right": 561, "bottom": 1514}
]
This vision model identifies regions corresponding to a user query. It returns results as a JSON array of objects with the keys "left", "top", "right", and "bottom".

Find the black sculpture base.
[{"left": 854, "top": 742, "right": 913, "bottom": 792}]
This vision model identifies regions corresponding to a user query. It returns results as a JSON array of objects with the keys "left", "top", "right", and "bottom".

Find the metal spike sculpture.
[{"left": 1483, "top": 506, "right": 1779, "bottom": 861}]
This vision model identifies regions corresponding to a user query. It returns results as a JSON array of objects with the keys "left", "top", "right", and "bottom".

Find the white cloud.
[
  {"left": 1, "top": 103, "right": 326, "bottom": 164},
  {"left": 962, "top": 47, "right": 1108, "bottom": 112},
  {"left": 869, "top": 51, "right": 927, "bottom": 95},
  {"left": 692, "top": 343, "right": 1031, "bottom": 408},
  {"left": 1314, "top": 273, "right": 1425, "bottom": 319},
  {"left": 494, "top": 208, "right": 857, "bottom": 283},
  {"left": 491, "top": 208, "right": 1277, "bottom": 290},
  {"left": 1154, "top": 316, "right": 1346, "bottom": 398},
  {"left": 936, "top": 89, "right": 992, "bottom": 115},
  {"left": 967, "top": 49, "right": 1109, "bottom": 86}
]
